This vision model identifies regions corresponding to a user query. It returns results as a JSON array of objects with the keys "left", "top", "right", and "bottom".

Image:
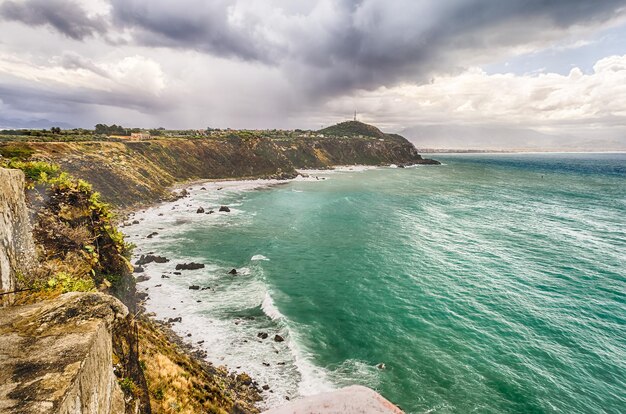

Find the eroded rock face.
[
  {"left": 0, "top": 168, "right": 36, "bottom": 306},
  {"left": 0, "top": 292, "right": 129, "bottom": 414}
]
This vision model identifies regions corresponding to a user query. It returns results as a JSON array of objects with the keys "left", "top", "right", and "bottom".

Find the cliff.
[
  {"left": 0, "top": 292, "right": 127, "bottom": 414},
  {"left": 1, "top": 125, "right": 437, "bottom": 209},
  {"left": 0, "top": 168, "right": 36, "bottom": 306}
]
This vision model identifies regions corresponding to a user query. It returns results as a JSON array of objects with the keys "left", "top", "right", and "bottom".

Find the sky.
[{"left": 0, "top": 0, "right": 625, "bottom": 149}]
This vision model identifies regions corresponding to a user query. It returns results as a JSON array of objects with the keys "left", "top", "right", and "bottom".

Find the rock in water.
[
  {"left": 175, "top": 262, "right": 205, "bottom": 270},
  {"left": 274, "top": 334, "right": 285, "bottom": 342},
  {"left": 257, "top": 332, "right": 269, "bottom": 339},
  {"left": 196, "top": 207, "right": 205, "bottom": 214},
  {"left": 189, "top": 285, "right": 200, "bottom": 290},
  {"left": 219, "top": 206, "right": 231, "bottom": 212},
  {"left": 135, "top": 254, "right": 169, "bottom": 266},
  {"left": 228, "top": 268, "right": 237, "bottom": 275}
]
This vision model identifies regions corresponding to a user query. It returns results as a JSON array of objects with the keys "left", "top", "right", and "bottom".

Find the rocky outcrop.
[
  {"left": 262, "top": 385, "right": 404, "bottom": 414},
  {"left": 0, "top": 168, "right": 36, "bottom": 306},
  {"left": 0, "top": 292, "right": 129, "bottom": 414}
]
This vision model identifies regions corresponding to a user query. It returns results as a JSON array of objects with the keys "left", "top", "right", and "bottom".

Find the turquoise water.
[{"left": 130, "top": 153, "right": 626, "bottom": 413}]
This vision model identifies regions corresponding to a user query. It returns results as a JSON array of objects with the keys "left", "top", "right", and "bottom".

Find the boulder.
[
  {"left": 196, "top": 207, "right": 205, "bottom": 214},
  {"left": 146, "top": 232, "right": 159, "bottom": 239},
  {"left": 136, "top": 275, "right": 150, "bottom": 283},
  {"left": 133, "top": 266, "right": 145, "bottom": 273},
  {"left": 228, "top": 268, "right": 237, "bottom": 275},
  {"left": 274, "top": 335, "right": 285, "bottom": 343},
  {"left": 219, "top": 206, "right": 231, "bottom": 212},
  {"left": 189, "top": 285, "right": 200, "bottom": 290},
  {"left": 257, "top": 332, "right": 269, "bottom": 340},
  {"left": 168, "top": 317, "right": 182, "bottom": 323}
]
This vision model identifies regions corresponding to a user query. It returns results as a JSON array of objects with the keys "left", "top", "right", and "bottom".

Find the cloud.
[
  {"left": 104, "top": 0, "right": 626, "bottom": 97},
  {"left": 0, "top": 52, "right": 168, "bottom": 120},
  {"left": 109, "top": 0, "right": 271, "bottom": 61},
  {"left": 322, "top": 54, "right": 626, "bottom": 145},
  {"left": 0, "top": 0, "right": 108, "bottom": 40},
  {"left": 0, "top": 0, "right": 625, "bottom": 147}
]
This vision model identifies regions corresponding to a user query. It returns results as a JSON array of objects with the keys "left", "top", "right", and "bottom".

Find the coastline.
[
  {"left": 123, "top": 175, "right": 327, "bottom": 410},
  {"left": 121, "top": 162, "right": 432, "bottom": 411}
]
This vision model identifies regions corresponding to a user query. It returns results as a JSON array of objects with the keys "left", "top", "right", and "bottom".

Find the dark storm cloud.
[
  {"left": 110, "top": 0, "right": 269, "bottom": 61},
  {"left": 0, "top": 0, "right": 107, "bottom": 40},
  {"left": 103, "top": 0, "right": 626, "bottom": 96}
]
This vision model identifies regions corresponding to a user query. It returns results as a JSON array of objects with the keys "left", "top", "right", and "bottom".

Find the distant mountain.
[
  {"left": 400, "top": 124, "right": 626, "bottom": 151},
  {"left": 0, "top": 117, "right": 74, "bottom": 130}
]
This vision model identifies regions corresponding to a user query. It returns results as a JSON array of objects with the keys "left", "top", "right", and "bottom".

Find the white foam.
[
  {"left": 261, "top": 291, "right": 285, "bottom": 321},
  {"left": 251, "top": 254, "right": 270, "bottom": 261}
]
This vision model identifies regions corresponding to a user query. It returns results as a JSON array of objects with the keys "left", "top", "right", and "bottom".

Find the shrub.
[
  {"left": 45, "top": 271, "right": 95, "bottom": 293},
  {"left": 0, "top": 144, "right": 35, "bottom": 159}
]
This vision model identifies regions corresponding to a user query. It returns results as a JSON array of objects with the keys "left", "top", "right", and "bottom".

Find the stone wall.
[
  {"left": 0, "top": 292, "right": 128, "bottom": 414},
  {"left": 0, "top": 168, "right": 36, "bottom": 306}
]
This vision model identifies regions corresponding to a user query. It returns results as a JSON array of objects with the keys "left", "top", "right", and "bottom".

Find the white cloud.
[
  {"left": 327, "top": 55, "right": 626, "bottom": 132},
  {"left": 0, "top": 53, "right": 165, "bottom": 95}
]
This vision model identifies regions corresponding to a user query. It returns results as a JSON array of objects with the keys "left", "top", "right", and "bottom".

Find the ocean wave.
[
  {"left": 251, "top": 254, "right": 270, "bottom": 261},
  {"left": 261, "top": 291, "right": 285, "bottom": 321}
]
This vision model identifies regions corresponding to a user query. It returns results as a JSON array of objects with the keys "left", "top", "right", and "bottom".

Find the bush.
[
  {"left": 0, "top": 143, "right": 34, "bottom": 159},
  {"left": 45, "top": 271, "right": 95, "bottom": 293},
  {"left": 2, "top": 160, "right": 60, "bottom": 183}
]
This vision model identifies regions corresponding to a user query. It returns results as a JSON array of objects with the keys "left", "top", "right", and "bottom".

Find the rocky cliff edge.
[{"left": 0, "top": 292, "right": 128, "bottom": 414}]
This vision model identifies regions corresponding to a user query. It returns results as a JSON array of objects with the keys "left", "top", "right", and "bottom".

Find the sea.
[{"left": 125, "top": 153, "right": 626, "bottom": 413}]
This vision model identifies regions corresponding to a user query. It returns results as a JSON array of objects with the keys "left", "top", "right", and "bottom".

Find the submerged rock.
[
  {"left": 146, "top": 231, "right": 159, "bottom": 239},
  {"left": 133, "top": 266, "right": 145, "bottom": 273}
]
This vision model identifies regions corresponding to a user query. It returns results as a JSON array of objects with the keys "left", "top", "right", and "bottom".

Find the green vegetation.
[
  {"left": 45, "top": 271, "right": 95, "bottom": 293},
  {"left": 0, "top": 143, "right": 35, "bottom": 159},
  {"left": 95, "top": 123, "right": 128, "bottom": 135},
  {"left": 319, "top": 120, "right": 386, "bottom": 138},
  {"left": 1, "top": 159, "right": 133, "bottom": 295}
]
